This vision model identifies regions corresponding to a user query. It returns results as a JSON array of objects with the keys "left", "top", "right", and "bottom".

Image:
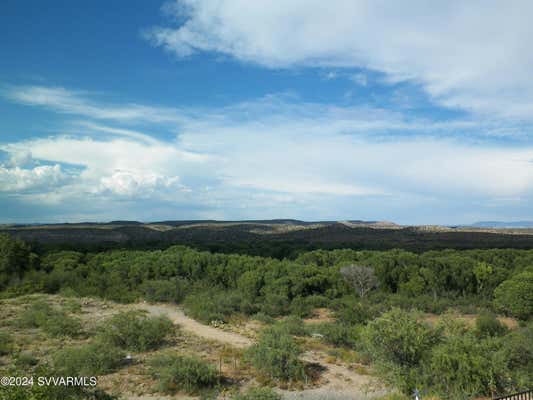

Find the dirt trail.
[
  {"left": 135, "top": 303, "right": 385, "bottom": 399},
  {"left": 136, "top": 302, "right": 253, "bottom": 348}
]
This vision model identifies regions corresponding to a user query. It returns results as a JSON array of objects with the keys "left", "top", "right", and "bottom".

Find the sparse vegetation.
[
  {"left": 234, "top": 387, "right": 281, "bottom": 400},
  {"left": 0, "top": 331, "right": 12, "bottom": 355},
  {"left": 149, "top": 353, "right": 218, "bottom": 394},
  {"left": 53, "top": 341, "right": 125, "bottom": 376},
  {"left": 98, "top": 310, "right": 174, "bottom": 351},
  {"left": 247, "top": 326, "right": 306, "bottom": 382}
]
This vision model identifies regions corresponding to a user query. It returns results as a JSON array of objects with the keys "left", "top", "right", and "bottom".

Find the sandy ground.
[{"left": 133, "top": 302, "right": 386, "bottom": 400}]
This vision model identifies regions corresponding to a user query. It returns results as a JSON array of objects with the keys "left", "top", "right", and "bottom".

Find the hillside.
[{"left": 3, "top": 220, "right": 533, "bottom": 253}]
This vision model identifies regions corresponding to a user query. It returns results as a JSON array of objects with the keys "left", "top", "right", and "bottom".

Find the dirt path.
[
  {"left": 136, "top": 302, "right": 253, "bottom": 348},
  {"left": 134, "top": 303, "right": 386, "bottom": 399}
]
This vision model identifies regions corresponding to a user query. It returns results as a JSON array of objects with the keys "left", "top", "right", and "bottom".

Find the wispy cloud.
[
  {"left": 4, "top": 85, "right": 189, "bottom": 124},
  {"left": 145, "top": 0, "right": 533, "bottom": 120},
  {"left": 3, "top": 83, "right": 533, "bottom": 223}
]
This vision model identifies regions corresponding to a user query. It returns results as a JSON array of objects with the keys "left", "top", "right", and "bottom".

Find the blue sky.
[{"left": 1, "top": 1, "right": 533, "bottom": 225}]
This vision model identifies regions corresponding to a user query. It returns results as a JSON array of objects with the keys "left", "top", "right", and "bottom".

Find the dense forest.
[{"left": 0, "top": 233, "right": 532, "bottom": 399}]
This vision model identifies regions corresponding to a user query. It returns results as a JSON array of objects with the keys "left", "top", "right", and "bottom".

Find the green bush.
[
  {"left": 311, "top": 322, "right": 359, "bottom": 347},
  {"left": 17, "top": 301, "right": 82, "bottom": 338},
  {"left": 234, "top": 387, "right": 281, "bottom": 400},
  {"left": 54, "top": 341, "right": 124, "bottom": 376},
  {"left": 276, "top": 316, "right": 307, "bottom": 336},
  {"left": 493, "top": 272, "right": 533, "bottom": 320},
  {"left": 474, "top": 312, "right": 508, "bottom": 338},
  {"left": 251, "top": 312, "right": 276, "bottom": 325},
  {"left": 428, "top": 334, "right": 505, "bottom": 399},
  {"left": 362, "top": 308, "right": 439, "bottom": 394},
  {"left": 497, "top": 322, "right": 533, "bottom": 390},
  {"left": 14, "top": 351, "right": 39, "bottom": 368},
  {"left": 183, "top": 290, "right": 243, "bottom": 323},
  {"left": 17, "top": 301, "right": 55, "bottom": 328},
  {"left": 331, "top": 297, "right": 378, "bottom": 325},
  {"left": 0, "top": 331, "right": 13, "bottom": 355},
  {"left": 141, "top": 278, "right": 188, "bottom": 303},
  {"left": 149, "top": 353, "right": 218, "bottom": 394},
  {"left": 99, "top": 311, "right": 174, "bottom": 352},
  {"left": 246, "top": 326, "right": 305, "bottom": 382}
]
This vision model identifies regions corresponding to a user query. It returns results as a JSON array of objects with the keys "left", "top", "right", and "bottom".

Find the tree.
[
  {"left": 340, "top": 264, "right": 378, "bottom": 298},
  {"left": 473, "top": 261, "right": 493, "bottom": 295},
  {"left": 493, "top": 272, "right": 533, "bottom": 320}
]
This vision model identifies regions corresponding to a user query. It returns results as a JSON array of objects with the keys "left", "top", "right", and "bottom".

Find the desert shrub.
[
  {"left": 331, "top": 296, "right": 378, "bottom": 325},
  {"left": 99, "top": 311, "right": 173, "bottom": 352},
  {"left": 17, "top": 300, "right": 55, "bottom": 328},
  {"left": 474, "top": 312, "right": 508, "bottom": 338},
  {"left": 14, "top": 351, "right": 39, "bottom": 368},
  {"left": 311, "top": 322, "right": 359, "bottom": 347},
  {"left": 42, "top": 313, "right": 83, "bottom": 337},
  {"left": 362, "top": 308, "right": 440, "bottom": 394},
  {"left": 276, "top": 316, "right": 307, "bottom": 336},
  {"left": 497, "top": 322, "right": 533, "bottom": 390},
  {"left": 183, "top": 290, "right": 243, "bottom": 323},
  {"left": 251, "top": 312, "right": 276, "bottom": 325},
  {"left": 149, "top": 353, "right": 218, "bottom": 394},
  {"left": 0, "top": 331, "right": 13, "bottom": 355},
  {"left": 289, "top": 295, "right": 330, "bottom": 317},
  {"left": 17, "top": 300, "right": 82, "bottom": 337},
  {"left": 141, "top": 278, "right": 188, "bottom": 303},
  {"left": 427, "top": 334, "right": 505, "bottom": 399},
  {"left": 54, "top": 341, "right": 124, "bottom": 376},
  {"left": 234, "top": 387, "right": 281, "bottom": 400},
  {"left": 493, "top": 272, "right": 533, "bottom": 320},
  {"left": 260, "top": 292, "right": 290, "bottom": 317},
  {"left": 246, "top": 326, "right": 305, "bottom": 382}
]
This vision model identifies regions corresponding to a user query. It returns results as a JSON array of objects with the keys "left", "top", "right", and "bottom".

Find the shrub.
[
  {"left": 0, "top": 331, "right": 12, "bottom": 355},
  {"left": 54, "top": 341, "right": 124, "bottom": 376},
  {"left": 14, "top": 351, "right": 39, "bottom": 368},
  {"left": 493, "top": 272, "right": 533, "bottom": 320},
  {"left": 246, "top": 326, "right": 305, "bottom": 382},
  {"left": 251, "top": 312, "right": 276, "bottom": 325},
  {"left": 428, "top": 334, "right": 505, "bottom": 399},
  {"left": 331, "top": 296, "right": 378, "bottom": 325},
  {"left": 149, "top": 353, "right": 218, "bottom": 394},
  {"left": 17, "top": 301, "right": 82, "bottom": 338},
  {"left": 99, "top": 311, "right": 173, "bottom": 352},
  {"left": 311, "top": 322, "right": 359, "bottom": 347},
  {"left": 42, "top": 313, "right": 83, "bottom": 338},
  {"left": 141, "top": 278, "right": 188, "bottom": 303},
  {"left": 234, "top": 387, "right": 281, "bottom": 400},
  {"left": 497, "top": 322, "right": 533, "bottom": 390},
  {"left": 17, "top": 300, "right": 55, "bottom": 328},
  {"left": 183, "top": 290, "right": 243, "bottom": 323},
  {"left": 362, "top": 308, "right": 439, "bottom": 394},
  {"left": 475, "top": 312, "right": 508, "bottom": 338},
  {"left": 276, "top": 316, "right": 307, "bottom": 336}
]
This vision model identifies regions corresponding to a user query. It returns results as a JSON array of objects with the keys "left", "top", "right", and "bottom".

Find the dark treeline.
[{"left": 1, "top": 233, "right": 532, "bottom": 320}]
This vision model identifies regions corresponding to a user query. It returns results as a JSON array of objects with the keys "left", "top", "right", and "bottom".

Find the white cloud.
[
  {"left": 146, "top": 0, "right": 533, "bottom": 119},
  {"left": 4, "top": 85, "right": 189, "bottom": 124},
  {"left": 4, "top": 84, "right": 533, "bottom": 222},
  {"left": 0, "top": 164, "right": 70, "bottom": 192},
  {"left": 99, "top": 170, "right": 186, "bottom": 197}
]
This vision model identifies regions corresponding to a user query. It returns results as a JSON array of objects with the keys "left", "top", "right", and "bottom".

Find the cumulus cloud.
[
  {"left": 146, "top": 0, "right": 533, "bottom": 119},
  {"left": 99, "top": 170, "right": 186, "bottom": 197},
  {"left": 0, "top": 164, "right": 71, "bottom": 192}
]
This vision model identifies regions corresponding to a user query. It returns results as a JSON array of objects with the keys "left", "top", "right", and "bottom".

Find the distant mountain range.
[{"left": 469, "top": 221, "right": 533, "bottom": 228}]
